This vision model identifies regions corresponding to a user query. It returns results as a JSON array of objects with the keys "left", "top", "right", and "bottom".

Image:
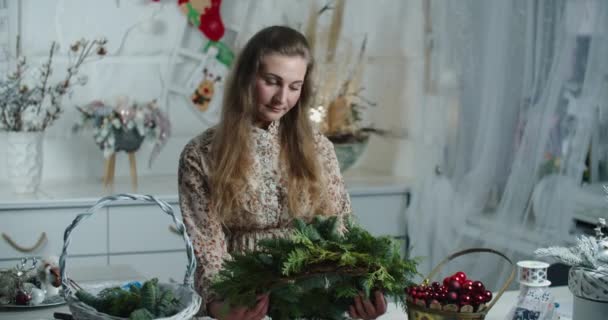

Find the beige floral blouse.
[{"left": 178, "top": 120, "right": 352, "bottom": 315}]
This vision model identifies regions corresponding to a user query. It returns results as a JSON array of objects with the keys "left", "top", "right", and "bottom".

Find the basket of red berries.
[{"left": 405, "top": 248, "right": 515, "bottom": 320}]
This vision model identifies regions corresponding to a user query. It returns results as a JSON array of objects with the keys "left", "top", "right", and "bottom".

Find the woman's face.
[{"left": 254, "top": 53, "right": 307, "bottom": 127}]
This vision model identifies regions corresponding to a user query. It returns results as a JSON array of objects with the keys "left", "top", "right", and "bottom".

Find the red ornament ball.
[
  {"left": 448, "top": 279, "right": 462, "bottom": 292},
  {"left": 459, "top": 294, "right": 472, "bottom": 306},
  {"left": 431, "top": 281, "right": 441, "bottom": 290},
  {"left": 483, "top": 290, "right": 493, "bottom": 302},
  {"left": 472, "top": 280, "right": 485, "bottom": 293},
  {"left": 447, "top": 291, "right": 459, "bottom": 303},
  {"left": 15, "top": 290, "right": 31, "bottom": 305},
  {"left": 443, "top": 277, "right": 451, "bottom": 287},
  {"left": 454, "top": 271, "right": 467, "bottom": 280},
  {"left": 473, "top": 294, "right": 486, "bottom": 305},
  {"left": 461, "top": 283, "right": 474, "bottom": 294},
  {"left": 451, "top": 274, "right": 466, "bottom": 284}
]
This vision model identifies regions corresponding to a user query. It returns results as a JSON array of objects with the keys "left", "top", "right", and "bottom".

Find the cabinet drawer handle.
[{"left": 2, "top": 232, "right": 47, "bottom": 253}]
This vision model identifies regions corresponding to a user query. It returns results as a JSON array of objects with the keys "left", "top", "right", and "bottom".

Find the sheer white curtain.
[{"left": 408, "top": 0, "right": 608, "bottom": 289}]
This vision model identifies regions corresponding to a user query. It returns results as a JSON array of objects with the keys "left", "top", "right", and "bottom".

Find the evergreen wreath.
[{"left": 211, "top": 216, "right": 419, "bottom": 320}]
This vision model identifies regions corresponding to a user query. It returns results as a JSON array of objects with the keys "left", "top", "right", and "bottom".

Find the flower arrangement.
[
  {"left": 304, "top": 0, "right": 391, "bottom": 144},
  {"left": 0, "top": 37, "right": 107, "bottom": 131},
  {"left": 72, "top": 97, "right": 171, "bottom": 167}
]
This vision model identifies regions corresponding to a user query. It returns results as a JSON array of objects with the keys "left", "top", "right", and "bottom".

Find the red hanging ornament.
[{"left": 178, "top": 0, "right": 225, "bottom": 41}]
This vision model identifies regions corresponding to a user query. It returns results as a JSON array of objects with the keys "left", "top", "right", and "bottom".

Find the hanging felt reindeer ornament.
[{"left": 191, "top": 68, "right": 222, "bottom": 112}]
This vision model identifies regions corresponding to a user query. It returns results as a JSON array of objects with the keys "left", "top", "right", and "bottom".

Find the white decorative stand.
[{"left": 6, "top": 131, "right": 44, "bottom": 193}]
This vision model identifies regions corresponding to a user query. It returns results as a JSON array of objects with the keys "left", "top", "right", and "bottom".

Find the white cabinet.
[
  {"left": 351, "top": 194, "right": 408, "bottom": 237},
  {"left": 0, "top": 207, "right": 107, "bottom": 260},
  {"left": 109, "top": 252, "right": 188, "bottom": 283},
  {"left": 0, "top": 175, "right": 411, "bottom": 282},
  {"left": 351, "top": 193, "right": 409, "bottom": 255},
  {"left": 107, "top": 203, "right": 189, "bottom": 283},
  {"left": 108, "top": 204, "right": 185, "bottom": 253},
  {"left": 0, "top": 256, "right": 107, "bottom": 271}
]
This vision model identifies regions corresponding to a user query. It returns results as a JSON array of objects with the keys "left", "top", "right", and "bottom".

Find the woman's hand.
[
  {"left": 208, "top": 294, "right": 269, "bottom": 320},
  {"left": 348, "top": 290, "right": 387, "bottom": 319}
]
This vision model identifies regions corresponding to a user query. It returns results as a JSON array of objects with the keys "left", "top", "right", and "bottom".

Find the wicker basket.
[
  {"left": 58, "top": 193, "right": 202, "bottom": 320},
  {"left": 406, "top": 248, "right": 515, "bottom": 320}
]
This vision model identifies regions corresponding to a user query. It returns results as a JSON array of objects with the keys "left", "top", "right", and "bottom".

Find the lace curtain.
[{"left": 409, "top": 0, "right": 608, "bottom": 289}]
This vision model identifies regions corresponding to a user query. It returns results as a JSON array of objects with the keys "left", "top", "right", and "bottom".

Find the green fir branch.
[{"left": 211, "top": 216, "right": 419, "bottom": 319}]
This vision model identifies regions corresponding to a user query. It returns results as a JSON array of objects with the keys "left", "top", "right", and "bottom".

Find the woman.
[{"left": 178, "top": 25, "right": 386, "bottom": 319}]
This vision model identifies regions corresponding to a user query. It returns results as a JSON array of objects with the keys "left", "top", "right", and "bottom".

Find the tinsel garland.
[{"left": 211, "top": 216, "right": 419, "bottom": 320}]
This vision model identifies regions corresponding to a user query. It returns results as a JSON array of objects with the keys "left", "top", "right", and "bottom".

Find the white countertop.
[
  {"left": 0, "top": 170, "right": 412, "bottom": 210},
  {"left": 0, "top": 265, "right": 144, "bottom": 320}
]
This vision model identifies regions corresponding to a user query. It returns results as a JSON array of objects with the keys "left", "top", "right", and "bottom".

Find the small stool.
[
  {"left": 102, "top": 129, "right": 145, "bottom": 191},
  {"left": 102, "top": 152, "right": 139, "bottom": 191}
]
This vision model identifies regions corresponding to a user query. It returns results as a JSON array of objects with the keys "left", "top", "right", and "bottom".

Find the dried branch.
[
  {"left": 326, "top": 0, "right": 345, "bottom": 63},
  {"left": 0, "top": 37, "right": 107, "bottom": 132}
]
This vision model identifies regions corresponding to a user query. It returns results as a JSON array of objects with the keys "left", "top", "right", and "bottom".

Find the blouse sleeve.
[
  {"left": 316, "top": 134, "right": 353, "bottom": 228},
  {"left": 178, "top": 139, "right": 227, "bottom": 316}
]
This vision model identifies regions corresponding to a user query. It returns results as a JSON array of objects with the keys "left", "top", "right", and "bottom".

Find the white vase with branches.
[{"left": 1, "top": 37, "right": 107, "bottom": 193}]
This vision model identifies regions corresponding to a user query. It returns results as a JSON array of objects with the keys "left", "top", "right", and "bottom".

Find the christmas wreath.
[{"left": 211, "top": 216, "right": 419, "bottom": 320}]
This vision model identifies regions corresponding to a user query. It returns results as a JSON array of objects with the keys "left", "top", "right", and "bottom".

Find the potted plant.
[{"left": 303, "top": 1, "right": 401, "bottom": 172}]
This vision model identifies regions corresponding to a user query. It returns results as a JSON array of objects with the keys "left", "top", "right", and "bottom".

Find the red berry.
[
  {"left": 439, "top": 285, "right": 448, "bottom": 293},
  {"left": 472, "top": 281, "right": 485, "bottom": 293},
  {"left": 483, "top": 290, "right": 493, "bottom": 302},
  {"left": 463, "top": 280, "right": 474, "bottom": 287},
  {"left": 448, "top": 279, "right": 461, "bottom": 292}
]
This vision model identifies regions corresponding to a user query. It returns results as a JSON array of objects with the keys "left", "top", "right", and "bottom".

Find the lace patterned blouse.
[{"left": 178, "top": 121, "right": 352, "bottom": 315}]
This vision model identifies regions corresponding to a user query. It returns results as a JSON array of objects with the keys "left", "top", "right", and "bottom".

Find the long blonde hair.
[{"left": 210, "top": 26, "right": 325, "bottom": 221}]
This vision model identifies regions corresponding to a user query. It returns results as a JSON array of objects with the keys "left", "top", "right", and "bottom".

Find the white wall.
[{"left": 0, "top": 0, "right": 431, "bottom": 185}]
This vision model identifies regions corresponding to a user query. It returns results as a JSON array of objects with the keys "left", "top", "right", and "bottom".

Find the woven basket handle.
[
  {"left": 59, "top": 193, "right": 197, "bottom": 296},
  {"left": 425, "top": 247, "right": 515, "bottom": 311}
]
